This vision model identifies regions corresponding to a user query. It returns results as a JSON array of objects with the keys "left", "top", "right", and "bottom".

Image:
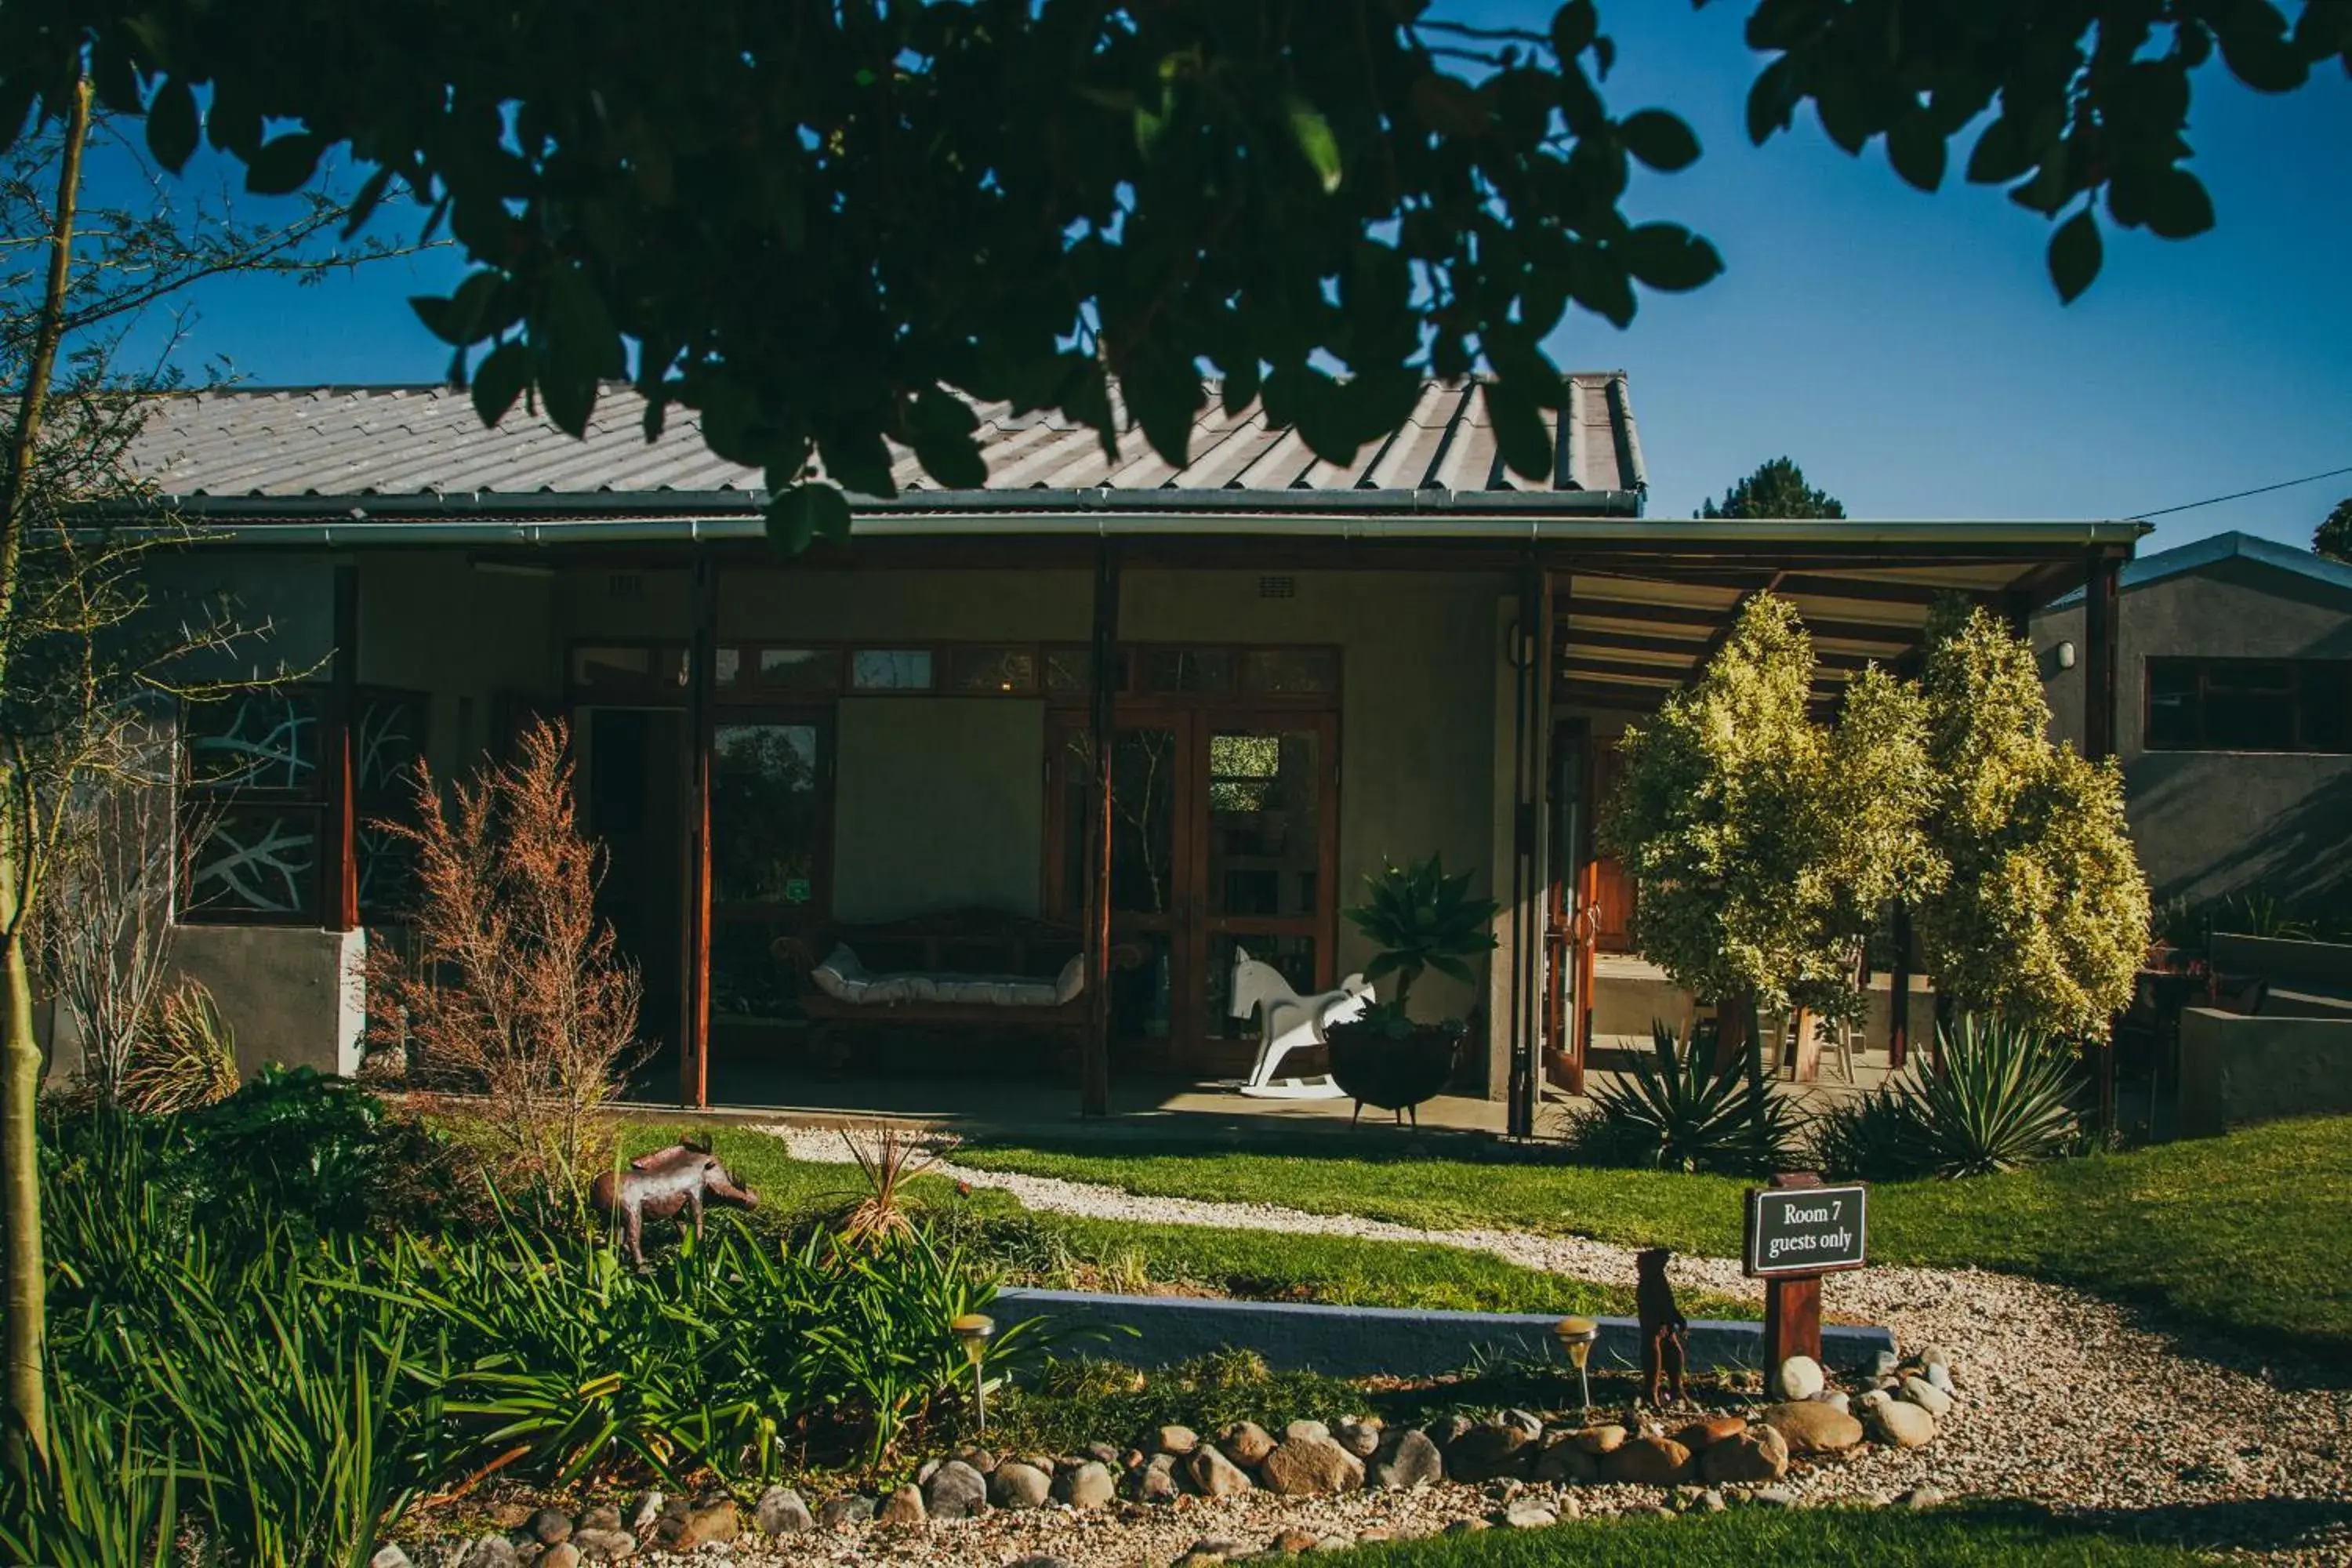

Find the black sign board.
[{"left": 1744, "top": 1181, "right": 1868, "bottom": 1277}]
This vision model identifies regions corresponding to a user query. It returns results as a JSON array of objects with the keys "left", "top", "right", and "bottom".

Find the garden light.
[
  {"left": 951, "top": 1312, "right": 996, "bottom": 1436},
  {"left": 1553, "top": 1316, "right": 1599, "bottom": 1414}
]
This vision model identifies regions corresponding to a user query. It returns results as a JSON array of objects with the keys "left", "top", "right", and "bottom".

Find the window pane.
[
  {"left": 1241, "top": 648, "right": 1339, "bottom": 695},
  {"left": 1143, "top": 648, "right": 1232, "bottom": 693},
  {"left": 2205, "top": 662, "right": 2297, "bottom": 751},
  {"left": 186, "top": 806, "right": 321, "bottom": 917},
  {"left": 951, "top": 646, "right": 1038, "bottom": 694},
  {"left": 712, "top": 724, "right": 823, "bottom": 906},
  {"left": 354, "top": 692, "right": 425, "bottom": 802},
  {"left": 2145, "top": 661, "right": 2198, "bottom": 750},
  {"left": 355, "top": 821, "right": 416, "bottom": 922},
  {"left": 1046, "top": 648, "right": 1129, "bottom": 695},
  {"left": 715, "top": 648, "right": 743, "bottom": 686},
  {"left": 850, "top": 649, "right": 934, "bottom": 691},
  {"left": 1207, "top": 729, "right": 1321, "bottom": 918},
  {"left": 758, "top": 648, "right": 840, "bottom": 692},
  {"left": 183, "top": 688, "right": 321, "bottom": 793},
  {"left": 2301, "top": 663, "right": 2349, "bottom": 752}
]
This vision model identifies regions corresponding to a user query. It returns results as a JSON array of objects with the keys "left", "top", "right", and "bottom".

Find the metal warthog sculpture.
[{"left": 592, "top": 1137, "right": 760, "bottom": 1269}]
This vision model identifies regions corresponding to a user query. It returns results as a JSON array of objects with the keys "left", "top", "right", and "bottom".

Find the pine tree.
[
  {"left": 1698, "top": 457, "right": 1846, "bottom": 520},
  {"left": 2317, "top": 497, "right": 2352, "bottom": 564}
]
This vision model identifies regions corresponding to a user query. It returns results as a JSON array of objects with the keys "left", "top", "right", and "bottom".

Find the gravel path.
[{"left": 756, "top": 1124, "right": 2352, "bottom": 1564}]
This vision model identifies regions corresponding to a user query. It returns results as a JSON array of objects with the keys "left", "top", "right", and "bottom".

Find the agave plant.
[
  {"left": 829, "top": 1125, "right": 942, "bottom": 1250},
  {"left": 1583, "top": 1022, "right": 1805, "bottom": 1175},
  {"left": 1893, "top": 1012, "right": 2084, "bottom": 1178},
  {"left": 1341, "top": 853, "right": 1499, "bottom": 1026},
  {"left": 122, "top": 977, "right": 241, "bottom": 1114}
]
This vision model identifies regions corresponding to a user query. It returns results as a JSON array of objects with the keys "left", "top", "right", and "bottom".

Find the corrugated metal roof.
[{"left": 118, "top": 374, "right": 1645, "bottom": 511}]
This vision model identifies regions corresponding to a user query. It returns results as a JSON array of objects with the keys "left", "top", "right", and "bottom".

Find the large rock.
[
  {"left": 459, "top": 1537, "right": 517, "bottom": 1568},
  {"left": 567, "top": 1530, "right": 636, "bottom": 1563},
  {"left": 1156, "top": 1425, "right": 1201, "bottom": 1457},
  {"left": 666, "top": 1498, "right": 738, "bottom": 1550},
  {"left": 1759, "top": 1400, "right": 1864, "bottom": 1455},
  {"left": 923, "top": 1459, "right": 989, "bottom": 1520},
  {"left": 1136, "top": 1453, "right": 1184, "bottom": 1503},
  {"left": 1599, "top": 1436, "right": 1693, "bottom": 1486},
  {"left": 527, "top": 1510, "right": 573, "bottom": 1545},
  {"left": 1334, "top": 1418, "right": 1383, "bottom": 1458},
  {"left": 991, "top": 1461, "right": 1053, "bottom": 1510},
  {"left": 1571, "top": 1424, "right": 1628, "bottom": 1455},
  {"left": 754, "top": 1486, "right": 812, "bottom": 1537},
  {"left": 624, "top": 1494, "right": 663, "bottom": 1534},
  {"left": 1370, "top": 1428, "right": 1445, "bottom": 1491},
  {"left": 1284, "top": 1419, "right": 1331, "bottom": 1444},
  {"left": 539, "top": 1547, "right": 580, "bottom": 1568},
  {"left": 576, "top": 1507, "right": 622, "bottom": 1533},
  {"left": 1674, "top": 1417, "right": 1746, "bottom": 1452},
  {"left": 877, "top": 1485, "right": 927, "bottom": 1528},
  {"left": 1777, "top": 1356, "right": 1826, "bottom": 1401},
  {"left": 1870, "top": 1400, "right": 1938, "bottom": 1449},
  {"left": 1258, "top": 1435, "right": 1365, "bottom": 1496},
  {"left": 1053, "top": 1461, "right": 1117, "bottom": 1509},
  {"left": 1219, "top": 1421, "right": 1276, "bottom": 1467},
  {"left": 816, "top": 1495, "right": 873, "bottom": 1528},
  {"left": 1900, "top": 1376, "right": 1954, "bottom": 1417},
  {"left": 1530, "top": 1433, "right": 1599, "bottom": 1484},
  {"left": 1502, "top": 1501, "right": 1559, "bottom": 1530},
  {"left": 1445, "top": 1416, "right": 1540, "bottom": 1483},
  {"left": 1699, "top": 1425, "right": 1790, "bottom": 1484},
  {"left": 1189, "top": 1445, "right": 1255, "bottom": 1498},
  {"left": 369, "top": 1548, "right": 414, "bottom": 1568}
]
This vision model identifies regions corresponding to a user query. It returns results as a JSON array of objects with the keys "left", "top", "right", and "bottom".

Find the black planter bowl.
[{"left": 1323, "top": 1019, "right": 1465, "bottom": 1127}]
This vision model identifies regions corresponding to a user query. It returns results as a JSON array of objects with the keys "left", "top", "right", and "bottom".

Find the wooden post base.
[{"left": 1762, "top": 1273, "right": 1822, "bottom": 1393}]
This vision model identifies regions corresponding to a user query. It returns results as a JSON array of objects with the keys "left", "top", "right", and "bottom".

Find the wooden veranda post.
[
  {"left": 1080, "top": 540, "right": 1121, "bottom": 1118},
  {"left": 1505, "top": 554, "right": 1546, "bottom": 1139},
  {"left": 1887, "top": 900, "right": 1913, "bottom": 1069},
  {"left": 681, "top": 550, "right": 717, "bottom": 1109},
  {"left": 323, "top": 563, "right": 361, "bottom": 932}
]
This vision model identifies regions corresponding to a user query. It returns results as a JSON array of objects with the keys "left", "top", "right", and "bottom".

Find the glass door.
[
  {"left": 1196, "top": 716, "right": 1338, "bottom": 1077},
  {"left": 707, "top": 713, "right": 830, "bottom": 1030}
]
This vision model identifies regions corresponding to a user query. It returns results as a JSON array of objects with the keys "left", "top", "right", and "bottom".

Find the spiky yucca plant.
[
  {"left": 829, "top": 1126, "right": 940, "bottom": 1250},
  {"left": 1816, "top": 1013, "right": 2083, "bottom": 1180},
  {"left": 1584, "top": 1022, "right": 1805, "bottom": 1175},
  {"left": 122, "top": 978, "right": 240, "bottom": 1114}
]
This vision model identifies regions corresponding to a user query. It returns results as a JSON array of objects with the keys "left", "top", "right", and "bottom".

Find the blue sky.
[{"left": 97, "top": 5, "right": 2352, "bottom": 553}]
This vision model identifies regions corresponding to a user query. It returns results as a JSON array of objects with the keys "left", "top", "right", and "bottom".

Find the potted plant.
[{"left": 1323, "top": 854, "right": 1500, "bottom": 1125}]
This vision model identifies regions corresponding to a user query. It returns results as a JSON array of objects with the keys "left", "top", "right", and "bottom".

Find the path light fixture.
[
  {"left": 951, "top": 1312, "right": 996, "bottom": 1436},
  {"left": 1553, "top": 1316, "right": 1599, "bottom": 1415}
]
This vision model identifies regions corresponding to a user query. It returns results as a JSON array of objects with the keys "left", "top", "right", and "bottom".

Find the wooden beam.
[
  {"left": 681, "top": 550, "right": 717, "bottom": 1109},
  {"left": 1080, "top": 540, "right": 1121, "bottom": 1118},
  {"left": 323, "top": 564, "right": 360, "bottom": 932},
  {"left": 1888, "top": 901, "right": 1913, "bottom": 1069},
  {"left": 1559, "top": 655, "right": 1695, "bottom": 684},
  {"left": 1566, "top": 596, "right": 1919, "bottom": 647}
]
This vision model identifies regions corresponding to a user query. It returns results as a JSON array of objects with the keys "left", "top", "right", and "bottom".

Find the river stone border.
[{"left": 993, "top": 1290, "right": 1894, "bottom": 1379}]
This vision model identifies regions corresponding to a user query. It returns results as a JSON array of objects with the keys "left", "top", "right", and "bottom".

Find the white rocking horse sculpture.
[{"left": 1229, "top": 946, "right": 1372, "bottom": 1100}]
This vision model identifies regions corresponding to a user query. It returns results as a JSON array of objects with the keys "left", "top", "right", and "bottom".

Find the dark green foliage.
[
  {"left": 1572, "top": 1022, "right": 1806, "bottom": 1175},
  {"left": 1342, "top": 853, "right": 1500, "bottom": 1022},
  {"left": 2318, "top": 496, "right": 2352, "bottom": 563},
  {"left": 178, "top": 1065, "right": 467, "bottom": 1239},
  {"left": 1814, "top": 1014, "right": 2083, "bottom": 1181},
  {"left": 1696, "top": 456, "right": 1845, "bottom": 520},
  {"left": 0, "top": 1377, "right": 179, "bottom": 1568}
]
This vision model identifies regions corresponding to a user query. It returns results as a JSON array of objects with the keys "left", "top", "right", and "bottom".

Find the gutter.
[{"left": 90, "top": 499, "right": 2151, "bottom": 551}]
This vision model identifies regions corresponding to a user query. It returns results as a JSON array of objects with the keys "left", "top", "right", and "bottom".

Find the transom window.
[
  {"left": 564, "top": 641, "right": 1341, "bottom": 705},
  {"left": 2146, "top": 659, "right": 2350, "bottom": 753}
]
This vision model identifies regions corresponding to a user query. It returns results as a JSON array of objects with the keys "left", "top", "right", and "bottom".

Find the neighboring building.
[
  {"left": 79, "top": 376, "right": 2140, "bottom": 1124},
  {"left": 2035, "top": 531, "right": 2352, "bottom": 910}
]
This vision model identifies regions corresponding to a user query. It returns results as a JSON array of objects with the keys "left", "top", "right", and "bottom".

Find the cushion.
[
  {"left": 1054, "top": 952, "right": 1087, "bottom": 1006},
  {"left": 808, "top": 942, "right": 1067, "bottom": 1008}
]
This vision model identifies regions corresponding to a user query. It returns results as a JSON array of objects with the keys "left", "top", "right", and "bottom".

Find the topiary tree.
[
  {"left": 1911, "top": 601, "right": 2151, "bottom": 1039},
  {"left": 2317, "top": 496, "right": 2352, "bottom": 564},
  {"left": 1602, "top": 595, "right": 1931, "bottom": 1040},
  {"left": 1697, "top": 457, "right": 1846, "bottom": 520}
]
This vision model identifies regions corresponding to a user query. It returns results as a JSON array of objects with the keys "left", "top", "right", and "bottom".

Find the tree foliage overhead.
[
  {"left": 2, "top": 0, "right": 2345, "bottom": 546},
  {"left": 1602, "top": 594, "right": 1932, "bottom": 1021},
  {"left": 1911, "top": 602, "right": 2151, "bottom": 1038},
  {"left": 1698, "top": 456, "right": 1846, "bottom": 520},
  {"left": 2318, "top": 497, "right": 2352, "bottom": 564}
]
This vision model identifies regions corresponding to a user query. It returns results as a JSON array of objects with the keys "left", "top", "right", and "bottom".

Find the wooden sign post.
[{"left": 1744, "top": 1171, "right": 1868, "bottom": 1390}]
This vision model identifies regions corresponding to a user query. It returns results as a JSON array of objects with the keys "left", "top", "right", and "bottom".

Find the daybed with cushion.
[{"left": 770, "top": 907, "right": 1143, "bottom": 1073}]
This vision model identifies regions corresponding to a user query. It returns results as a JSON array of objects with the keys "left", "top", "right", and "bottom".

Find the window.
[
  {"left": 2145, "top": 659, "right": 2352, "bottom": 753},
  {"left": 850, "top": 649, "right": 935, "bottom": 691},
  {"left": 182, "top": 686, "right": 429, "bottom": 922}
]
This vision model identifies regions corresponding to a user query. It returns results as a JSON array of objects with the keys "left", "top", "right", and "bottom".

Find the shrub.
[
  {"left": 1815, "top": 1013, "right": 2083, "bottom": 1180},
  {"left": 1573, "top": 1022, "right": 1805, "bottom": 1175},
  {"left": 365, "top": 717, "right": 644, "bottom": 1203},
  {"left": 121, "top": 976, "right": 239, "bottom": 1114}
]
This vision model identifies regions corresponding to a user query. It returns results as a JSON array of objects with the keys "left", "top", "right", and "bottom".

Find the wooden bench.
[{"left": 770, "top": 908, "right": 1144, "bottom": 1072}]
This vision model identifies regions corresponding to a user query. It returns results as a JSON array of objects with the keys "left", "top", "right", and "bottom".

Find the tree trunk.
[{"left": 0, "top": 69, "right": 93, "bottom": 1475}]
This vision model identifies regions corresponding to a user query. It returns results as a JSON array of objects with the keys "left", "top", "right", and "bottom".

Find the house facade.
[
  {"left": 2034, "top": 531, "right": 2352, "bottom": 912},
  {"left": 94, "top": 377, "right": 2141, "bottom": 1127}
]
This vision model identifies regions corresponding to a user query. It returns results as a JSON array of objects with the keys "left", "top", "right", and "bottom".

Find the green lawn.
[
  {"left": 614, "top": 1124, "right": 1755, "bottom": 1320},
  {"left": 1313, "top": 1506, "right": 2213, "bottom": 1567},
  {"left": 956, "top": 1116, "right": 2352, "bottom": 1359}
]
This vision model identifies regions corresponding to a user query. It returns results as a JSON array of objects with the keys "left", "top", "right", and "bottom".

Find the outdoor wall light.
[
  {"left": 951, "top": 1313, "right": 997, "bottom": 1436},
  {"left": 2056, "top": 641, "right": 2078, "bottom": 670},
  {"left": 1552, "top": 1316, "right": 1599, "bottom": 1414}
]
